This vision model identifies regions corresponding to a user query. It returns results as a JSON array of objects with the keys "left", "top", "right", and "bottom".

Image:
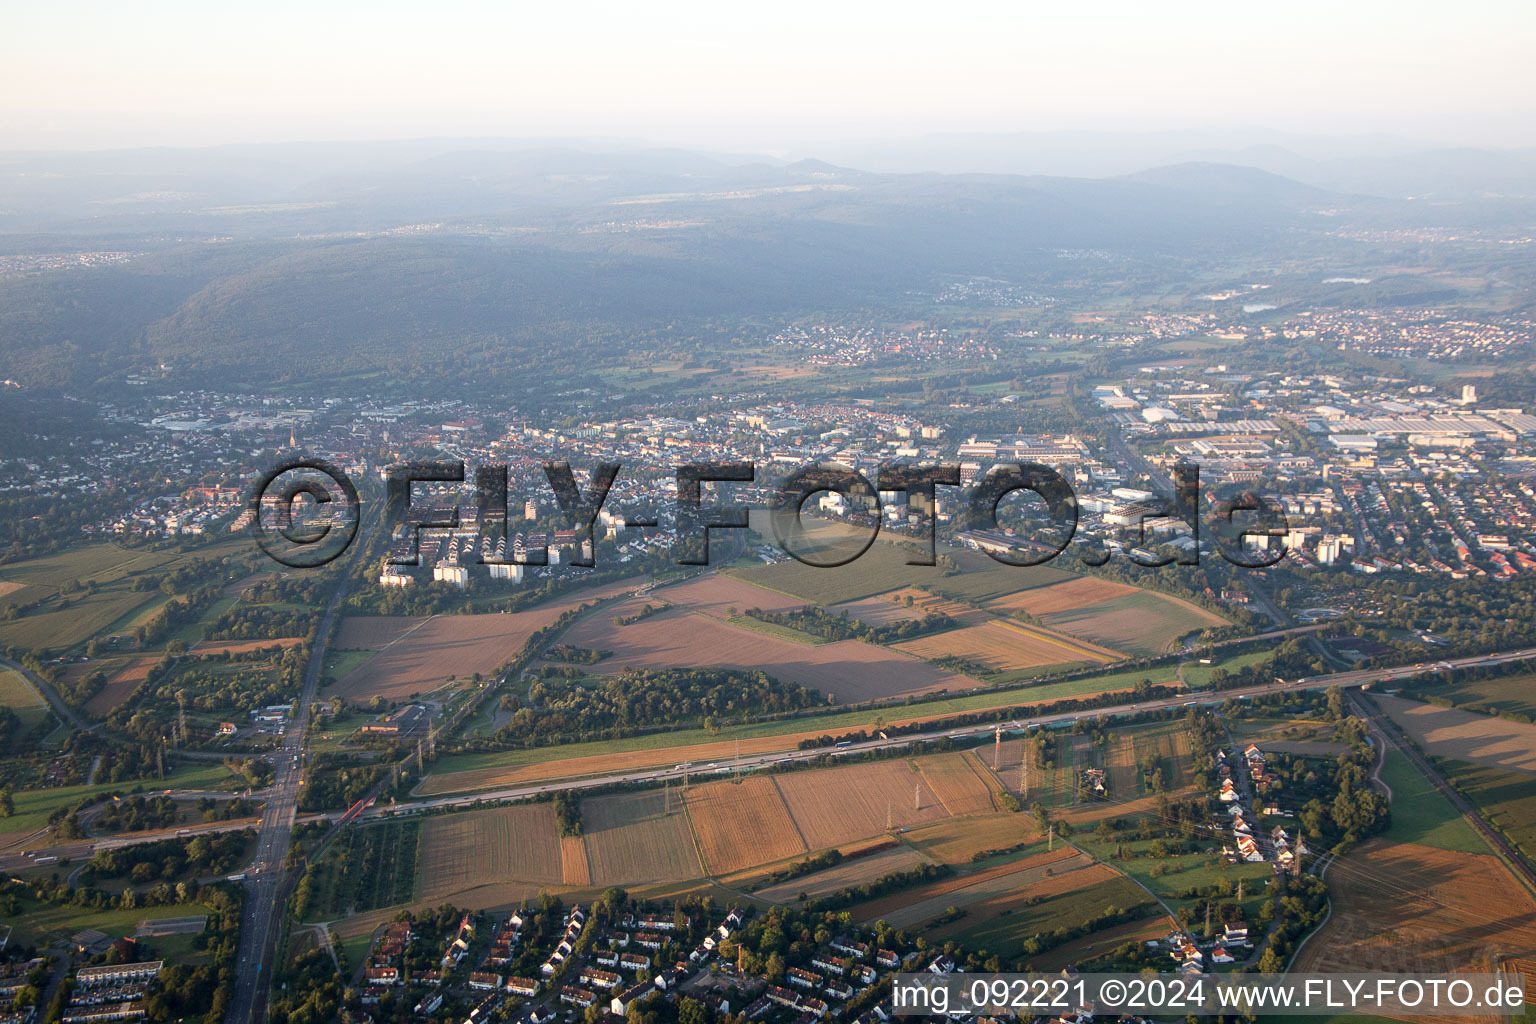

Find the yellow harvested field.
[
  {"left": 684, "top": 776, "right": 806, "bottom": 874},
  {"left": 0, "top": 581, "right": 25, "bottom": 599},
  {"left": 564, "top": 600, "right": 966, "bottom": 703},
  {"left": 986, "top": 576, "right": 1137, "bottom": 617},
  {"left": 893, "top": 619, "right": 1119, "bottom": 671},
  {"left": 1374, "top": 694, "right": 1536, "bottom": 773},
  {"left": 418, "top": 803, "right": 562, "bottom": 900},
  {"left": 775, "top": 760, "right": 948, "bottom": 849},
  {"left": 416, "top": 733, "right": 832, "bottom": 795},
  {"left": 918, "top": 752, "right": 1003, "bottom": 816},
  {"left": 902, "top": 813, "right": 1038, "bottom": 864},
  {"left": 560, "top": 836, "right": 591, "bottom": 886},
  {"left": 582, "top": 791, "right": 703, "bottom": 884}
]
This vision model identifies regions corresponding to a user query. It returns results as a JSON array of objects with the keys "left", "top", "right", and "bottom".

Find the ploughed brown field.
[
  {"left": 83, "top": 655, "right": 159, "bottom": 717},
  {"left": 417, "top": 803, "right": 562, "bottom": 900},
  {"left": 1374, "top": 694, "right": 1536, "bottom": 773},
  {"left": 332, "top": 615, "right": 426, "bottom": 650},
  {"left": 659, "top": 574, "right": 806, "bottom": 619},
  {"left": 562, "top": 598, "right": 966, "bottom": 703},
  {"left": 985, "top": 576, "right": 1137, "bottom": 618},
  {"left": 330, "top": 579, "right": 639, "bottom": 704},
  {"left": 1294, "top": 838, "right": 1536, "bottom": 1023}
]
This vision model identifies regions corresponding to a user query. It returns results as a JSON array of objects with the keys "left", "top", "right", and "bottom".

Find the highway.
[
  {"left": 368, "top": 643, "right": 1536, "bottom": 818},
  {"left": 229, "top": 509, "right": 376, "bottom": 1024},
  {"left": 0, "top": 810, "right": 338, "bottom": 873}
]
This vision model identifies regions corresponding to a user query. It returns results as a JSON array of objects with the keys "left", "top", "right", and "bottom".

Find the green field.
[
  {"left": 1182, "top": 649, "right": 1274, "bottom": 689},
  {"left": 0, "top": 667, "right": 52, "bottom": 732},
  {"left": 322, "top": 647, "right": 376, "bottom": 684},
  {"left": 3, "top": 896, "right": 220, "bottom": 951},
  {"left": 1079, "top": 837, "right": 1274, "bottom": 919},
  {"left": 0, "top": 538, "right": 256, "bottom": 652},
  {"left": 423, "top": 662, "right": 1182, "bottom": 791},
  {"left": 0, "top": 762, "right": 242, "bottom": 837},
  {"left": 941, "top": 872, "right": 1154, "bottom": 953},
  {"left": 732, "top": 515, "right": 1075, "bottom": 607},
  {"left": 1437, "top": 757, "right": 1536, "bottom": 866},
  {"left": 1377, "top": 750, "right": 1489, "bottom": 853},
  {"left": 1041, "top": 590, "right": 1228, "bottom": 657},
  {"left": 726, "top": 615, "right": 829, "bottom": 645},
  {"left": 1429, "top": 672, "right": 1536, "bottom": 719}
]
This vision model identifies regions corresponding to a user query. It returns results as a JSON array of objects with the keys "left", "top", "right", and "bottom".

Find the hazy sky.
[{"left": 4, "top": 0, "right": 1534, "bottom": 151}]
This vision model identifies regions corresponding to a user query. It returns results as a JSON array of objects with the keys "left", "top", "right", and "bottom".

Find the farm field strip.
[
  {"left": 1375, "top": 694, "right": 1536, "bottom": 773},
  {"left": 891, "top": 620, "right": 1111, "bottom": 674},
  {"left": 1293, "top": 838, "right": 1536, "bottom": 978},
  {"left": 0, "top": 668, "right": 50, "bottom": 731},
  {"left": 985, "top": 576, "right": 1138, "bottom": 618},
  {"left": 684, "top": 776, "right": 806, "bottom": 875},
  {"left": 564, "top": 598, "right": 967, "bottom": 703},
  {"left": 753, "top": 845, "right": 928, "bottom": 902},
  {"left": 560, "top": 836, "right": 591, "bottom": 886},
  {"left": 659, "top": 574, "right": 807, "bottom": 619},
  {"left": 854, "top": 846, "right": 1092, "bottom": 927},
  {"left": 581, "top": 791, "right": 703, "bottom": 883},
  {"left": 775, "top": 760, "right": 949, "bottom": 849},
  {"left": 1040, "top": 590, "right": 1228, "bottom": 657},
  {"left": 930, "top": 870, "right": 1152, "bottom": 952},
  {"left": 917, "top": 751, "right": 1002, "bottom": 817},
  {"left": 417, "top": 804, "right": 562, "bottom": 899},
  {"left": 416, "top": 665, "right": 1176, "bottom": 796}
]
